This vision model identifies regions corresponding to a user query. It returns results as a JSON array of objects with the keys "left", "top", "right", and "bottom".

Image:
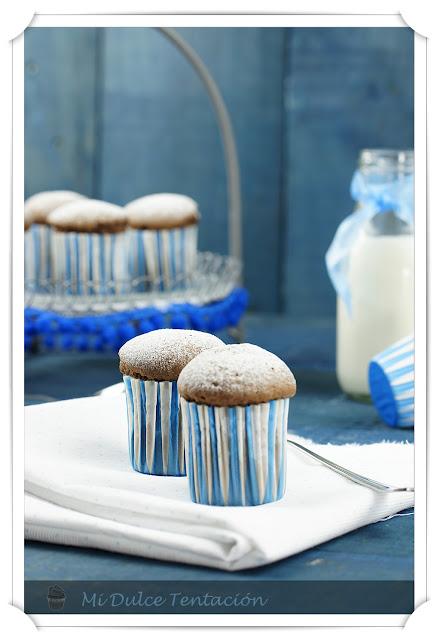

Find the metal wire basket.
[{"left": 25, "top": 251, "right": 241, "bottom": 316}]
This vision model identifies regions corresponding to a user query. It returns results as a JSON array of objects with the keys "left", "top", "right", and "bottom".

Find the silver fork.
[{"left": 287, "top": 437, "right": 414, "bottom": 493}]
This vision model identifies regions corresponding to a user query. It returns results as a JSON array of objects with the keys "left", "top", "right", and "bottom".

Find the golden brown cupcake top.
[
  {"left": 119, "top": 329, "right": 224, "bottom": 382},
  {"left": 178, "top": 343, "right": 296, "bottom": 406},
  {"left": 125, "top": 193, "right": 200, "bottom": 230}
]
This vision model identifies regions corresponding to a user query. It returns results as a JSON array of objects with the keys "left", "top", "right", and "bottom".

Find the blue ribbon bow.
[{"left": 325, "top": 169, "right": 414, "bottom": 313}]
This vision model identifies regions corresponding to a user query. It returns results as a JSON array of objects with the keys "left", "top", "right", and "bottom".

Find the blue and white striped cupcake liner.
[
  {"left": 25, "top": 224, "right": 53, "bottom": 289},
  {"left": 180, "top": 398, "right": 289, "bottom": 506},
  {"left": 51, "top": 230, "right": 128, "bottom": 295},
  {"left": 128, "top": 225, "right": 198, "bottom": 291},
  {"left": 123, "top": 375, "right": 185, "bottom": 476},
  {"left": 368, "top": 335, "right": 414, "bottom": 428}
]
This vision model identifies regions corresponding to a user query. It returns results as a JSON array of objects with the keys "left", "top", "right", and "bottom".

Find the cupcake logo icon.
[{"left": 47, "top": 584, "right": 66, "bottom": 610}]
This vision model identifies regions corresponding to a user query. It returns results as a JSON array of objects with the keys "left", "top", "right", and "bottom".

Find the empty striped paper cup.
[
  {"left": 119, "top": 329, "right": 224, "bottom": 476},
  {"left": 178, "top": 344, "right": 297, "bottom": 506},
  {"left": 368, "top": 335, "right": 414, "bottom": 428}
]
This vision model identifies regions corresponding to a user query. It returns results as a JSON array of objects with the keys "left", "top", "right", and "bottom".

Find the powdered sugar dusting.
[
  {"left": 119, "top": 329, "right": 224, "bottom": 381},
  {"left": 125, "top": 193, "right": 199, "bottom": 227},
  {"left": 178, "top": 343, "right": 297, "bottom": 406},
  {"left": 48, "top": 199, "right": 126, "bottom": 228},
  {"left": 24, "top": 190, "right": 86, "bottom": 224}
]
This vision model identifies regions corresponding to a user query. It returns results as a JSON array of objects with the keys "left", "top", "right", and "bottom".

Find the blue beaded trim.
[{"left": 25, "top": 287, "right": 248, "bottom": 353}]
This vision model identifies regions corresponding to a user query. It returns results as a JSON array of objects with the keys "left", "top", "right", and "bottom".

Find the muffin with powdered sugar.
[
  {"left": 119, "top": 329, "right": 224, "bottom": 477},
  {"left": 124, "top": 193, "right": 200, "bottom": 291},
  {"left": 47, "top": 198, "right": 128, "bottom": 295},
  {"left": 24, "top": 190, "right": 86, "bottom": 289},
  {"left": 178, "top": 343, "right": 296, "bottom": 507}
]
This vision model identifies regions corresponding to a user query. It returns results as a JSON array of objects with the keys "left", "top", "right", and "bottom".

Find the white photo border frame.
[{"left": 10, "top": 9, "right": 426, "bottom": 630}]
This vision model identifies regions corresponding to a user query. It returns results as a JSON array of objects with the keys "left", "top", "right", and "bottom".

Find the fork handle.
[{"left": 287, "top": 437, "right": 414, "bottom": 493}]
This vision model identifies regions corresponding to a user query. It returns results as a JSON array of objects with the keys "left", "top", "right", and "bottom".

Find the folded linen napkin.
[{"left": 25, "top": 395, "right": 414, "bottom": 571}]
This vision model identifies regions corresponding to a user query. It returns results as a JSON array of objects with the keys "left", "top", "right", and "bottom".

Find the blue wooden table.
[{"left": 24, "top": 316, "right": 413, "bottom": 587}]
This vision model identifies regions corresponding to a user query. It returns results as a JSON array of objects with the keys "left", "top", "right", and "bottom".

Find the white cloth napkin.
[{"left": 25, "top": 394, "right": 414, "bottom": 571}]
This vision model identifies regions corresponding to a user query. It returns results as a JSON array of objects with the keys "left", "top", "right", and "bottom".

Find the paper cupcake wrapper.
[
  {"left": 123, "top": 375, "right": 185, "bottom": 476},
  {"left": 25, "top": 224, "right": 52, "bottom": 288},
  {"left": 128, "top": 226, "right": 198, "bottom": 291},
  {"left": 180, "top": 398, "right": 289, "bottom": 506},
  {"left": 51, "top": 230, "right": 128, "bottom": 295},
  {"left": 368, "top": 335, "right": 414, "bottom": 428},
  {"left": 46, "top": 597, "right": 65, "bottom": 610}
]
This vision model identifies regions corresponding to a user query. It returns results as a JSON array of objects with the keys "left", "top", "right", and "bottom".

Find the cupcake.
[
  {"left": 119, "top": 329, "right": 224, "bottom": 476},
  {"left": 125, "top": 193, "right": 199, "bottom": 291},
  {"left": 47, "top": 584, "right": 66, "bottom": 610},
  {"left": 24, "top": 207, "right": 34, "bottom": 232},
  {"left": 178, "top": 344, "right": 297, "bottom": 506},
  {"left": 24, "top": 190, "right": 85, "bottom": 289},
  {"left": 47, "top": 199, "right": 128, "bottom": 295}
]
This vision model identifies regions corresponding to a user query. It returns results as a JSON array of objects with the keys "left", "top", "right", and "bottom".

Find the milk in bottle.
[{"left": 332, "top": 150, "right": 414, "bottom": 399}]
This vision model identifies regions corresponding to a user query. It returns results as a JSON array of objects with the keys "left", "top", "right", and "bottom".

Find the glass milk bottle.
[{"left": 336, "top": 150, "right": 414, "bottom": 399}]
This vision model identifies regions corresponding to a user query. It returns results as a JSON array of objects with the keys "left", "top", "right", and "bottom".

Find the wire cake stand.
[
  {"left": 25, "top": 253, "right": 247, "bottom": 352},
  {"left": 25, "top": 28, "right": 247, "bottom": 353},
  {"left": 25, "top": 252, "right": 241, "bottom": 316}
]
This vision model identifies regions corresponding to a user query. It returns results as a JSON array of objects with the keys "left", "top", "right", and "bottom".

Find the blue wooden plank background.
[
  {"left": 24, "top": 28, "right": 98, "bottom": 197},
  {"left": 24, "top": 27, "right": 413, "bottom": 317},
  {"left": 283, "top": 28, "right": 414, "bottom": 319}
]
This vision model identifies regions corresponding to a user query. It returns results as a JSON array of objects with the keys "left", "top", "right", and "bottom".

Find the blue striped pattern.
[
  {"left": 368, "top": 335, "right": 414, "bottom": 428},
  {"left": 180, "top": 398, "right": 289, "bottom": 506},
  {"left": 127, "top": 226, "right": 198, "bottom": 291},
  {"left": 25, "top": 224, "right": 53, "bottom": 289},
  {"left": 123, "top": 375, "right": 185, "bottom": 476},
  {"left": 51, "top": 230, "right": 128, "bottom": 295}
]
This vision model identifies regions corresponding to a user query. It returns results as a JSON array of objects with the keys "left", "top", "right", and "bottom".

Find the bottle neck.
[
  {"left": 354, "top": 149, "right": 414, "bottom": 237},
  {"left": 359, "top": 149, "right": 414, "bottom": 181},
  {"left": 365, "top": 211, "right": 413, "bottom": 237}
]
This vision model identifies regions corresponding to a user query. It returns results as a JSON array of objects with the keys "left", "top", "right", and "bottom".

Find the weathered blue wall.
[
  {"left": 24, "top": 28, "right": 98, "bottom": 196},
  {"left": 24, "top": 27, "right": 414, "bottom": 318},
  {"left": 283, "top": 28, "right": 414, "bottom": 319}
]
